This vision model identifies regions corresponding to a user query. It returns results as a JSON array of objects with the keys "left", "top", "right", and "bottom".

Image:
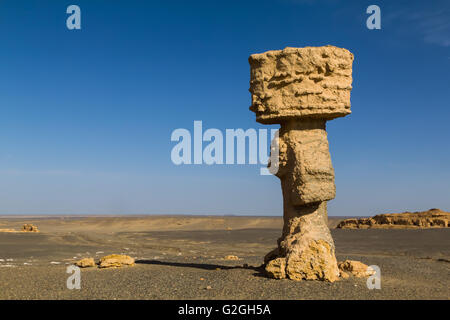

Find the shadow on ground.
[{"left": 135, "top": 259, "right": 267, "bottom": 277}]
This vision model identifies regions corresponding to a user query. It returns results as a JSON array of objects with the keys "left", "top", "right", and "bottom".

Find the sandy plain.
[{"left": 0, "top": 216, "right": 448, "bottom": 299}]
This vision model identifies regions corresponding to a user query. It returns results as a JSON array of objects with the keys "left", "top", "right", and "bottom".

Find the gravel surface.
[{"left": 0, "top": 216, "right": 448, "bottom": 299}]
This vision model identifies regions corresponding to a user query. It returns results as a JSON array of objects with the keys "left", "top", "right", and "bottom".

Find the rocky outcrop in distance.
[
  {"left": 336, "top": 209, "right": 449, "bottom": 229},
  {"left": 22, "top": 224, "right": 39, "bottom": 232}
]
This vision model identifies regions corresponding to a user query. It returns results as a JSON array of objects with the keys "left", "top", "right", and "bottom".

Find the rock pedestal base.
[{"left": 264, "top": 202, "right": 340, "bottom": 282}]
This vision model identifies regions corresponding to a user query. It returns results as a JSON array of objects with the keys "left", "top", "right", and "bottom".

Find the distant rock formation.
[
  {"left": 224, "top": 255, "right": 240, "bottom": 260},
  {"left": 22, "top": 224, "right": 39, "bottom": 232},
  {"left": 0, "top": 228, "right": 19, "bottom": 233},
  {"left": 336, "top": 209, "right": 449, "bottom": 229},
  {"left": 98, "top": 254, "right": 135, "bottom": 268}
]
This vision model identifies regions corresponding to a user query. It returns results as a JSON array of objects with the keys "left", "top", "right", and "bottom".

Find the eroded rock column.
[{"left": 248, "top": 46, "right": 354, "bottom": 282}]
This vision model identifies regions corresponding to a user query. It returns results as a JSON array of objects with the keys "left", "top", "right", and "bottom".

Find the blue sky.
[{"left": 0, "top": 0, "right": 449, "bottom": 215}]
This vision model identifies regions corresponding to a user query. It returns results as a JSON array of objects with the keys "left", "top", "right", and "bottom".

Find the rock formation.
[
  {"left": 338, "top": 260, "right": 375, "bottom": 278},
  {"left": 249, "top": 46, "right": 354, "bottom": 282},
  {"left": 336, "top": 208, "right": 449, "bottom": 229},
  {"left": 98, "top": 254, "right": 135, "bottom": 268},
  {"left": 75, "top": 258, "right": 96, "bottom": 268},
  {"left": 22, "top": 224, "right": 39, "bottom": 232}
]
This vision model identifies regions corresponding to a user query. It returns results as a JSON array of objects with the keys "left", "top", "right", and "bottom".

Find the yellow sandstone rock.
[
  {"left": 265, "top": 257, "right": 286, "bottom": 279},
  {"left": 249, "top": 46, "right": 353, "bottom": 124},
  {"left": 75, "top": 258, "right": 96, "bottom": 268},
  {"left": 338, "top": 260, "right": 375, "bottom": 278},
  {"left": 98, "top": 254, "right": 135, "bottom": 268}
]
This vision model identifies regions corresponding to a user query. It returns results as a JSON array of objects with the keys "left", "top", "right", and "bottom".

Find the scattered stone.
[
  {"left": 338, "top": 260, "right": 375, "bottom": 278},
  {"left": 206, "top": 286, "right": 212, "bottom": 290},
  {"left": 22, "top": 224, "right": 39, "bottom": 232},
  {"left": 337, "top": 209, "right": 450, "bottom": 229},
  {"left": 249, "top": 46, "right": 353, "bottom": 282},
  {"left": 98, "top": 254, "right": 135, "bottom": 268},
  {"left": 75, "top": 258, "right": 96, "bottom": 268},
  {"left": 224, "top": 255, "right": 239, "bottom": 260}
]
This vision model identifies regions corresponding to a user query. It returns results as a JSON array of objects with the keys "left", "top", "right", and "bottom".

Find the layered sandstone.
[
  {"left": 249, "top": 46, "right": 354, "bottom": 282},
  {"left": 249, "top": 46, "right": 353, "bottom": 124},
  {"left": 336, "top": 208, "right": 449, "bottom": 229}
]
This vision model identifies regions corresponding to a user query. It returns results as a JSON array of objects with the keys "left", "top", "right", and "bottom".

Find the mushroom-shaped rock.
[{"left": 249, "top": 46, "right": 354, "bottom": 282}]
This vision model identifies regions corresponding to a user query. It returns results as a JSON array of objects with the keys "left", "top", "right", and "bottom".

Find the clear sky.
[{"left": 0, "top": 0, "right": 449, "bottom": 216}]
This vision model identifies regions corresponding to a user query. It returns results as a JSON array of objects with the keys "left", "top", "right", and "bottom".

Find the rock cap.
[{"left": 249, "top": 45, "right": 354, "bottom": 124}]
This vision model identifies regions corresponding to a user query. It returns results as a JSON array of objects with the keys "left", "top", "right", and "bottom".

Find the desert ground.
[{"left": 0, "top": 215, "right": 448, "bottom": 299}]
